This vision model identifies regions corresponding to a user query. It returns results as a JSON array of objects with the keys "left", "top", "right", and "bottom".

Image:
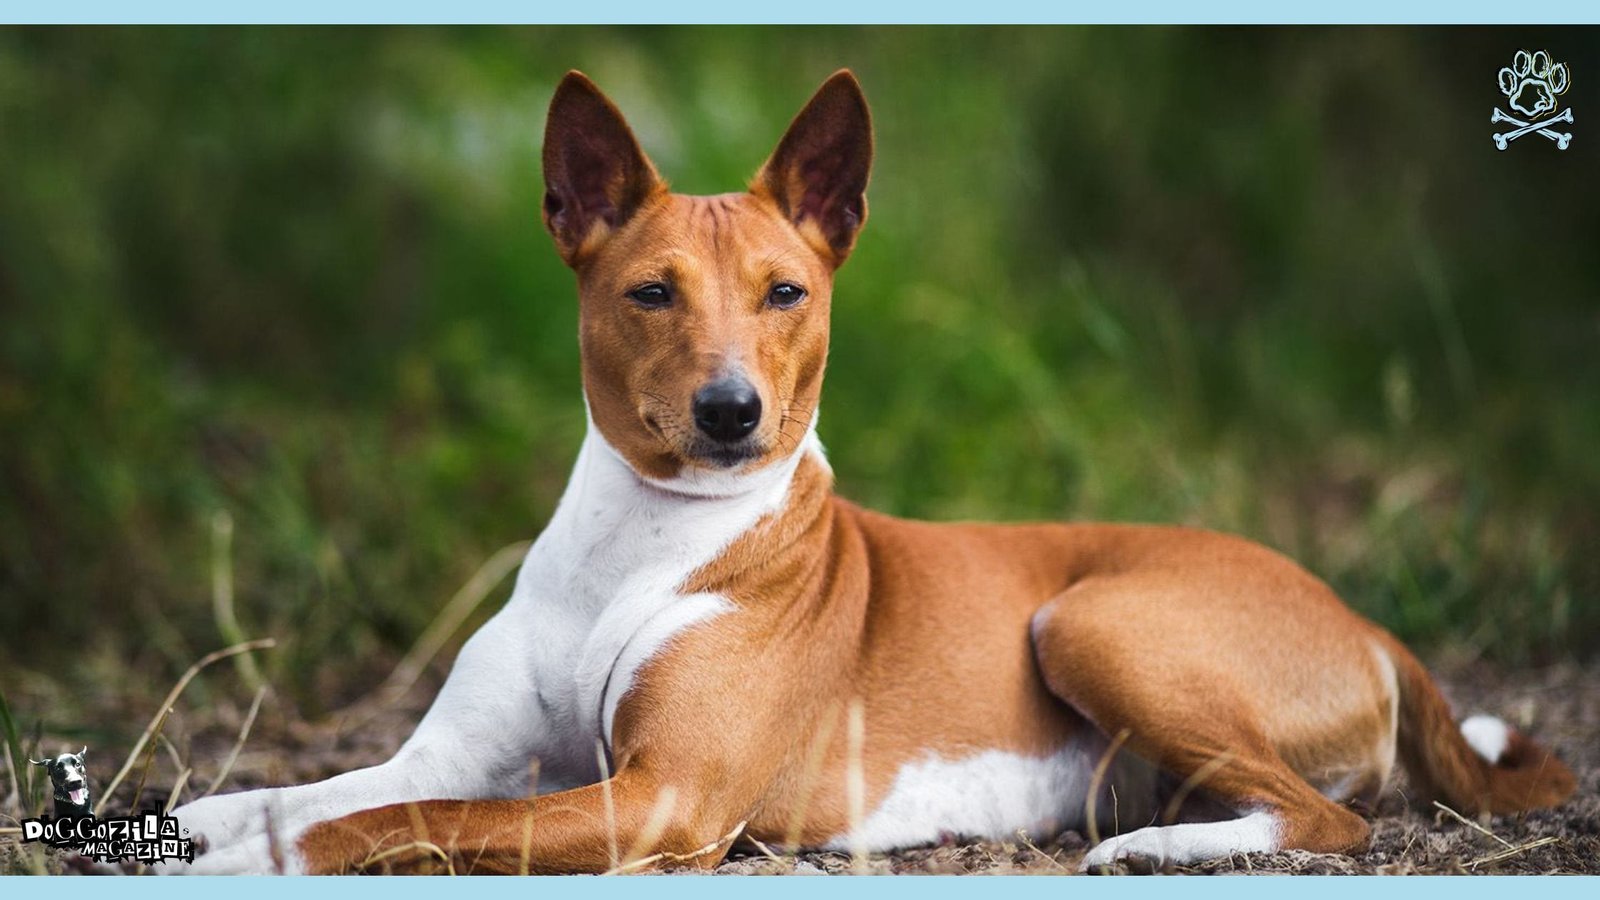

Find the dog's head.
[
  {"left": 541, "top": 70, "right": 872, "bottom": 485},
  {"left": 31, "top": 747, "right": 90, "bottom": 811}
]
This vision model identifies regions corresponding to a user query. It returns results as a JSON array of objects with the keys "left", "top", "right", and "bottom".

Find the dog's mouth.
[
  {"left": 641, "top": 411, "right": 767, "bottom": 470},
  {"left": 63, "top": 785, "right": 87, "bottom": 806},
  {"left": 685, "top": 439, "right": 764, "bottom": 469}
]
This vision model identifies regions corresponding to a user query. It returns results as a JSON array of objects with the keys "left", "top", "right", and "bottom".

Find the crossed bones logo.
[{"left": 1493, "top": 49, "right": 1573, "bottom": 150}]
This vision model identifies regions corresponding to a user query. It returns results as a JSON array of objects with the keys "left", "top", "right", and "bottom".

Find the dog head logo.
[
  {"left": 20, "top": 749, "right": 196, "bottom": 865},
  {"left": 30, "top": 747, "right": 92, "bottom": 817},
  {"left": 1492, "top": 50, "right": 1574, "bottom": 150}
]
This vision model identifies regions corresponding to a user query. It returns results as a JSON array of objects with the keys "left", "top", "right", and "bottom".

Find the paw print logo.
[
  {"left": 1492, "top": 49, "right": 1574, "bottom": 150},
  {"left": 1501, "top": 50, "right": 1568, "bottom": 117}
]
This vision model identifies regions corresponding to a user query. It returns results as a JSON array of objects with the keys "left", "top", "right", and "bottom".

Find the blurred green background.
[{"left": 2, "top": 27, "right": 1597, "bottom": 719}]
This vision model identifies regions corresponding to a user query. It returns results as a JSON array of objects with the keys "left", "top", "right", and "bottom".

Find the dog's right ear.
[
  {"left": 753, "top": 70, "right": 874, "bottom": 267},
  {"left": 541, "top": 71, "right": 664, "bottom": 267},
  {"left": 29, "top": 757, "right": 49, "bottom": 767}
]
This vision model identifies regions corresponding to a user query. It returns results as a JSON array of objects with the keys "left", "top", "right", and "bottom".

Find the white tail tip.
[{"left": 1461, "top": 715, "right": 1510, "bottom": 764}]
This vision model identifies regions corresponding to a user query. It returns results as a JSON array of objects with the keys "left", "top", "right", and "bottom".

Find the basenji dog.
[
  {"left": 171, "top": 70, "right": 1574, "bottom": 875},
  {"left": 32, "top": 748, "right": 92, "bottom": 818}
]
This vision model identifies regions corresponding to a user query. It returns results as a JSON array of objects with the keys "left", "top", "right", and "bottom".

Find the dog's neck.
[{"left": 512, "top": 415, "right": 826, "bottom": 614}]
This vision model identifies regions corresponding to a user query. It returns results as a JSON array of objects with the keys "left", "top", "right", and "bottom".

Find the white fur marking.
[
  {"left": 1080, "top": 810, "right": 1281, "bottom": 870},
  {"left": 825, "top": 736, "right": 1157, "bottom": 853},
  {"left": 826, "top": 747, "right": 1092, "bottom": 851},
  {"left": 601, "top": 592, "right": 733, "bottom": 746},
  {"left": 1461, "top": 715, "right": 1510, "bottom": 765},
  {"left": 1369, "top": 639, "right": 1400, "bottom": 793}
]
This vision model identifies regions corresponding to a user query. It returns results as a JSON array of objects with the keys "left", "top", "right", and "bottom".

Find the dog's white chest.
[{"left": 501, "top": 424, "right": 815, "bottom": 790}]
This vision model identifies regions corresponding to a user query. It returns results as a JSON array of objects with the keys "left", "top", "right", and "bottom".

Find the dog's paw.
[
  {"left": 179, "top": 833, "right": 306, "bottom": 875},
  {"left": 1079, "top": 813, "right": 1279, "bottom": 872},
  {"left": 171, "top": 789, "right": 281, "bottom": 852},
  {"left": 1081, "top": 829, "right": 1171, "bottom": 873},
  {"left": 146, "top": 835, "right": 300, "bottom": 876}
]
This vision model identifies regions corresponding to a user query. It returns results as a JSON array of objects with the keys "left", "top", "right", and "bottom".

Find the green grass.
[
  {"left": 1, "top": 28, "right": 1596, "bottom": 729},
  {"left": 0, "top": 686, "right": 45, "bottom": 818}
]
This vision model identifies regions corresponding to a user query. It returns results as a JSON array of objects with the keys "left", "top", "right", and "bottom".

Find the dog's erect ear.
[
  {"left": 79, "top": 746, "right": 87, "bottom": 759},
  {"left": 754, "top": 70, "right": 873, "bottom": 267},
  {"left": 29, "top": 757, "right": 49, "bottom": 767},
  {"left": 541, "top": 71, "right": 664, "bottom": 267}
]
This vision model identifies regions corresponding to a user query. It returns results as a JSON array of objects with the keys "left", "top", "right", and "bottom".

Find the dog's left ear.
[
  {"left": 754, "top": 70, "right": 873, "bottom": 267},
  {"left": 79, "top": 746, "right": 87, "bottom": 759}
]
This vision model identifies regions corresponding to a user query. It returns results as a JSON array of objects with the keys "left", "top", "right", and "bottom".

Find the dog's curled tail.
[{"left": 1383, "top": 637, "right": 1575, "bottom": 815}]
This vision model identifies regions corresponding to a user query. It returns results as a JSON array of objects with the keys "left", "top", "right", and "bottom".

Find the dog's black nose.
[{"left": 692, "top": 377, "right": 762, "bottom": 442}]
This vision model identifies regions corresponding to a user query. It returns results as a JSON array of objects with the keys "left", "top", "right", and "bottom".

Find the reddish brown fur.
[
  {"left": 296, "top": 70, "right": 1573, "bottom": 874},
  {"left": 576, "top": 192, "right": 835, "bottom": 481}
]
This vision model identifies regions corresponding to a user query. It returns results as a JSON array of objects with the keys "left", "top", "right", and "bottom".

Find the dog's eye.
[
  {"left": 766, "top": 283, "right": 806, "bottom": 309},
  {"left": 626, "top": 283, "right": 672, "bottom": 309}
]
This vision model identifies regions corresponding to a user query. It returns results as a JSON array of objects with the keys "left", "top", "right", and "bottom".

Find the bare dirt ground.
[{"left": 5, "top": 658, "right": 1596, "bottom": 875}]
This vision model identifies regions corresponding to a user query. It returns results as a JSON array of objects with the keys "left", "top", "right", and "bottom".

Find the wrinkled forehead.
[{"left": 589, "top": 193, "right": 825, "bottom": 288}]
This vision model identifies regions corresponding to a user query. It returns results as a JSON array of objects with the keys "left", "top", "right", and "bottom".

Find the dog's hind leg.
[{"left": 1029, "top": 570, "right": 1382, "bottom": 869}]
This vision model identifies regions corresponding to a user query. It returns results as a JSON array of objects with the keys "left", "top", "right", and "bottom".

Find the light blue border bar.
[
  {"left": 2, "top": 873, "right": 1599, "bottom": 892},
  {"left": 5, "top": 3, "right": 1600, "bottom": 24},
  {"left": 1, "top": 874, "right": 1599, "bottom": 890}
]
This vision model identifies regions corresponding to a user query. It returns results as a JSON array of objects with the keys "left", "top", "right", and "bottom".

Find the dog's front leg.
[
  {"left": 192, "top": 765, "right": 739, "bottom": 875},
  {"left": 171, "top": 598, "right": 561, "bottom": 863}
]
